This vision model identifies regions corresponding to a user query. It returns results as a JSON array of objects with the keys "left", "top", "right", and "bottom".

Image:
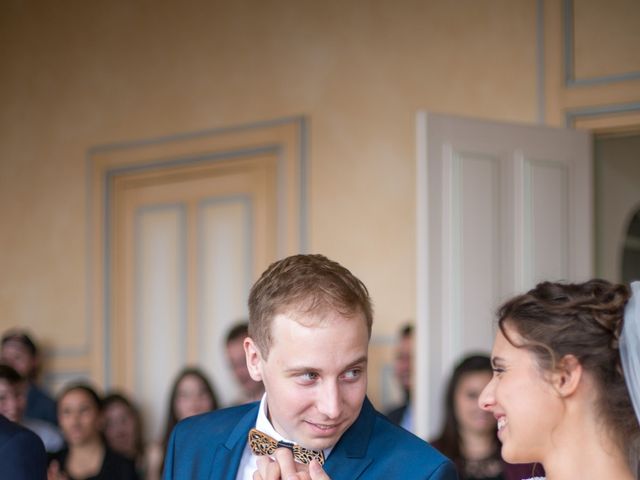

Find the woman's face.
[
  {"left": 103, "top": 401, "right": 137, "bottom": 458},
  {"left": 59, "top": 389, "right": 102, "bottom": 446},
  {"left": 454, "top": 371, "right": 495, "bottom": 435},
  {"left": 479, "top": 324, "right": 563, "bottom": 463},
  {"left": 174, "top": 374, "right": 214, "bottom": 421},
  {"left": 0, "top": 379, "right": 25, "bottom": 422}
]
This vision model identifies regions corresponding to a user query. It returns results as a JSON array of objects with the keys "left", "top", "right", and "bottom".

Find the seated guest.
[
  {"left": 1, "top": 329, "right": 57, "bottom": 425},
  {"left": 147, "top": 367, "right": 219, "bottom": 480},
  {"left": 430, "top": 354, "right": 504, "bottom": 480},
  {"left": 0, "top": 364, "right": 64, "bottom": 453},
  {"left": 102, "top": 392, "right": 146, "bottom": 476},
  {"left": 161, "top": 367, "right": 219, "bottom": 449},
  {"left": 163, "top": 254, "right": 457, "bottom": 480},
  {"left": 225, "top": 321, "right": 265, "bottom": 404},
  {"left": 48, "top": 383, "right": 138, "bottom": 480},
  {"left": 0, "top": 413, "right": 47, "bottom": 479},
  {"left": 384, "top": 323, "right": 414, "bottom": 432}
]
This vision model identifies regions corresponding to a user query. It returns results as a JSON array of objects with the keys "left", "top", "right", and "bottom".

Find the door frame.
[{"left": 86, "top": 116, "right": 309, "bottom": 388}]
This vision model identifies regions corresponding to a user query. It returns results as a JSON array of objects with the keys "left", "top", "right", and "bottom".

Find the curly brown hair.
[
  {"left": 248, "top": 254, "right": 373, "bottom": 357},
  {"left": 497, "top": 279, "right": 638, "bottom": 454}
]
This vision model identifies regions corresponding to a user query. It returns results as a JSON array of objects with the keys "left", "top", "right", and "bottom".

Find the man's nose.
[{"left": 316, "top": 381, "right": 341, "bottom": 419}]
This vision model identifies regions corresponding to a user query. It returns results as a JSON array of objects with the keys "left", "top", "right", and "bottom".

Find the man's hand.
[{"left": 253, "top": 448, "right": 331, "bottom": 480}]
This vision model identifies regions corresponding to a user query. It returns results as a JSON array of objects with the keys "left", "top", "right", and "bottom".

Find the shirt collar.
[{"left": 254, "top": 393, "right": 334, "bottom": 458}]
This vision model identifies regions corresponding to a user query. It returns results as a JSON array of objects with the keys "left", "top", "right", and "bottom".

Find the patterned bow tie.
[{"left": 248, "top": 428, "right": 325, "bottom": 466}]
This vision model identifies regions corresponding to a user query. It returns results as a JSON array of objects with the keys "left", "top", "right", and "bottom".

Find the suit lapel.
[
  {"left": 323, "top": 397, "right": 375, "bottom": 480},
  {"left": 208, "top": 404, "right": 259, "bottom": 480}
]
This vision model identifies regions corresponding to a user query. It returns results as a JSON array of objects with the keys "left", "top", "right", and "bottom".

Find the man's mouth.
[{"left": 305, "top": 420, "right": 341, "bottom": 434}]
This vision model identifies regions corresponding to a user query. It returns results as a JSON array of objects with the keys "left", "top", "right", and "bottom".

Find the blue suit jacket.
[
  {"left": 0, "top": 414, "right": 47, "bottom": 480},
  {"left": 26, "top": 383, "right": 58, "bottom": 426},
  {"left": 164, "top": 397, "right": 458, "bottom": 479}
]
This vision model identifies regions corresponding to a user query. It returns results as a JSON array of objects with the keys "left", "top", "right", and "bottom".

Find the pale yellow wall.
[{"left": 1, "top": 0, "right": 639, "bottom": 404}]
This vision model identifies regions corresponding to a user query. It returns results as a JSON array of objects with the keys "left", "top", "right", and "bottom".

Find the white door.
[{"left": 415, "top": 112, "right": 592, "bottom": 438}]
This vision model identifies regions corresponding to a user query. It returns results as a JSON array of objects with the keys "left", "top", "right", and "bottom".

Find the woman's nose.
[{"left": 478, "top": 377, "right": 496, "bottom": 411}]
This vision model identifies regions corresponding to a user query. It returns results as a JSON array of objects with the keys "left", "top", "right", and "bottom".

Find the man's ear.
[
  {"left": 552, "top": 354, "right": 582, "bottom": 397},
  {"left": 244, "top": 337, "right": 264, "bottom": 382}
]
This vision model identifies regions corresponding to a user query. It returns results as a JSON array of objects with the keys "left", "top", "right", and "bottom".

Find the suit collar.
[
  {"left": 225, "top": 402, "right": 261, "bottom": 450},
  {"left": 323, "top": 397, "right": 375, "bottom": 479},
  {"left": 208, "top": 402, "right": 260, "bottom": 480}
]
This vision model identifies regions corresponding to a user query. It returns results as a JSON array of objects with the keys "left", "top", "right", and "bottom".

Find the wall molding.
[
  {"left": 565, "top": 102, "right": 640, "bottom": 127},
  {"left": 564, "top": 0, "right": 640, "bottom": 87},
  {"left": 85, "top": 116, "right": 309, "bottom": 387}
]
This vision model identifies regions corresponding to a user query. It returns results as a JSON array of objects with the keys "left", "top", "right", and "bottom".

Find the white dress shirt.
[{"left": 235, "top": 394, "right": 333, "bottom": 480}]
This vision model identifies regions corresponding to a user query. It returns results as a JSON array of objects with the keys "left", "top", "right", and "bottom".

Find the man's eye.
[
  {"left": 300, "top": 372, "right": 318, "bottom": 382},
  {"left": 342, "top": 369, "right": 361, "bottom": 380}
]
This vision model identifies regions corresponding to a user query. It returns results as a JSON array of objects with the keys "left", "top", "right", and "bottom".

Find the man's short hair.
[
  {"left": 225, "top": 322, "right": 249, "bottom": 345},
  {"left": 248, "top": 254, "right": 373, "bottom": 357},
  {"left": 0, "top": 364, "right": 23, "bottom": 384},
  {"left": 1, "top": 330, "right": 38, "bottom": 356}
]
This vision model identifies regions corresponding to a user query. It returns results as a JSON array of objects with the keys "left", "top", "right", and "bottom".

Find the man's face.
[
  {"left": 394, "top": 334, "right": 413, "bottom": 393},
  {"left": 1, "top": 341, "right": 36, "bottom": 378},
  {"left": 226, "top": 337, "right": 262, "bottom": 399},
  {"left": 245, "top": 309, "right": 369, "bottom": 450}
]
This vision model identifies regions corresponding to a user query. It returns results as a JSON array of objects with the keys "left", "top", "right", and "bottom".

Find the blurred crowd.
[
  {"left": 0, "top": 322, "right": 538, "bottom": 480},
  {"left": 0, "top": 322, "right": 264, "bottom": 480}
]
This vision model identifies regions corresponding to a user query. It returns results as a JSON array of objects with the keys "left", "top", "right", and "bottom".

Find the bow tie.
[{"left": 248, "top": 428, "right": 325, "bottom": 466}]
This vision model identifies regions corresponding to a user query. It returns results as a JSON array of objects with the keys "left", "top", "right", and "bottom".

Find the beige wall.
[{"left": 1, "top": 0, "right": 639, "bottom": 406}]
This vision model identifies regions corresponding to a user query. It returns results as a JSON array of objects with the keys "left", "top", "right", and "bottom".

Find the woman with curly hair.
[{"left": 479, "top": 279, "right": 640, "bottom": 480}]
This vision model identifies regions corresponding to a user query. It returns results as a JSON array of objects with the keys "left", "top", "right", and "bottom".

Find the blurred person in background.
[
  {"left": 431, "top": 354, "right": 543, "bottom": 480},
  {"left": 102, "top": 392, "right": 147, "bottom": 478},
  {"left": 48, "top": 383, "right": 138, "bottom": 480},
  {"left": 430, "top": 355, "right": 503, "bottom": 480},
  {"left": 225, "top": 321, "right": 264, "bottom": 404},
  {"left": 146, "top": 367, "right": 219, "bottom": 480},
  {"left": 1, "top": 328, "right": 58, "bottom": 426},
  {"left": 0, "top": 363, "right": 64, "bottom": 453},
  {"left": 384, "top": 323, "right": 414, "bottom": 432}
]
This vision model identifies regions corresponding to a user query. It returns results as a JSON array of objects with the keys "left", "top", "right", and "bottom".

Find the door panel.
[
  {"left": 113, "top": 154, "right": 278, "bottom": 440},
  {"left": 81, "top": 118, "right": 306, "bottom": 439},
  {"left": 416, "top": 112, "right": 592, "bottom": 438}
]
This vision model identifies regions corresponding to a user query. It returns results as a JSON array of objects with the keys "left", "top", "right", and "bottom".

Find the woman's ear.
[
  {"left": 244, "top": 338, "right": 264, "bottom": 382},
  {"left": 552, "top": 354, "right": 582, "bottom": 397}
]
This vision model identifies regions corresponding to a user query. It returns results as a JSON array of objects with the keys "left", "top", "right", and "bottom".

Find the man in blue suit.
[
  {"left": 0, "top": 413, "right": 47, "bottom": 479},
  {"left": 164, "top": 254, "right": 457, "bottom": 480}
]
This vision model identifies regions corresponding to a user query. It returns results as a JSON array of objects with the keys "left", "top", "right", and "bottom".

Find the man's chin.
[
  {"left": 303, "top": 437, "right": 338, "bottom": 451},
  {"left": 299, "top": 427, "right": 346, "bottom": 451}
]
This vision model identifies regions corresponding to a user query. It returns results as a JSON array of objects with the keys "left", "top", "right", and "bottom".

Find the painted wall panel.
[
  {"left": 135, "top": 205, "right": 187, "bottom": 440},
  {"left": 572, "top": 0, "right": 640, "bottom": 81},
  {"left": 198, "top": 197, "right": 252, "bottom": 406}
]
